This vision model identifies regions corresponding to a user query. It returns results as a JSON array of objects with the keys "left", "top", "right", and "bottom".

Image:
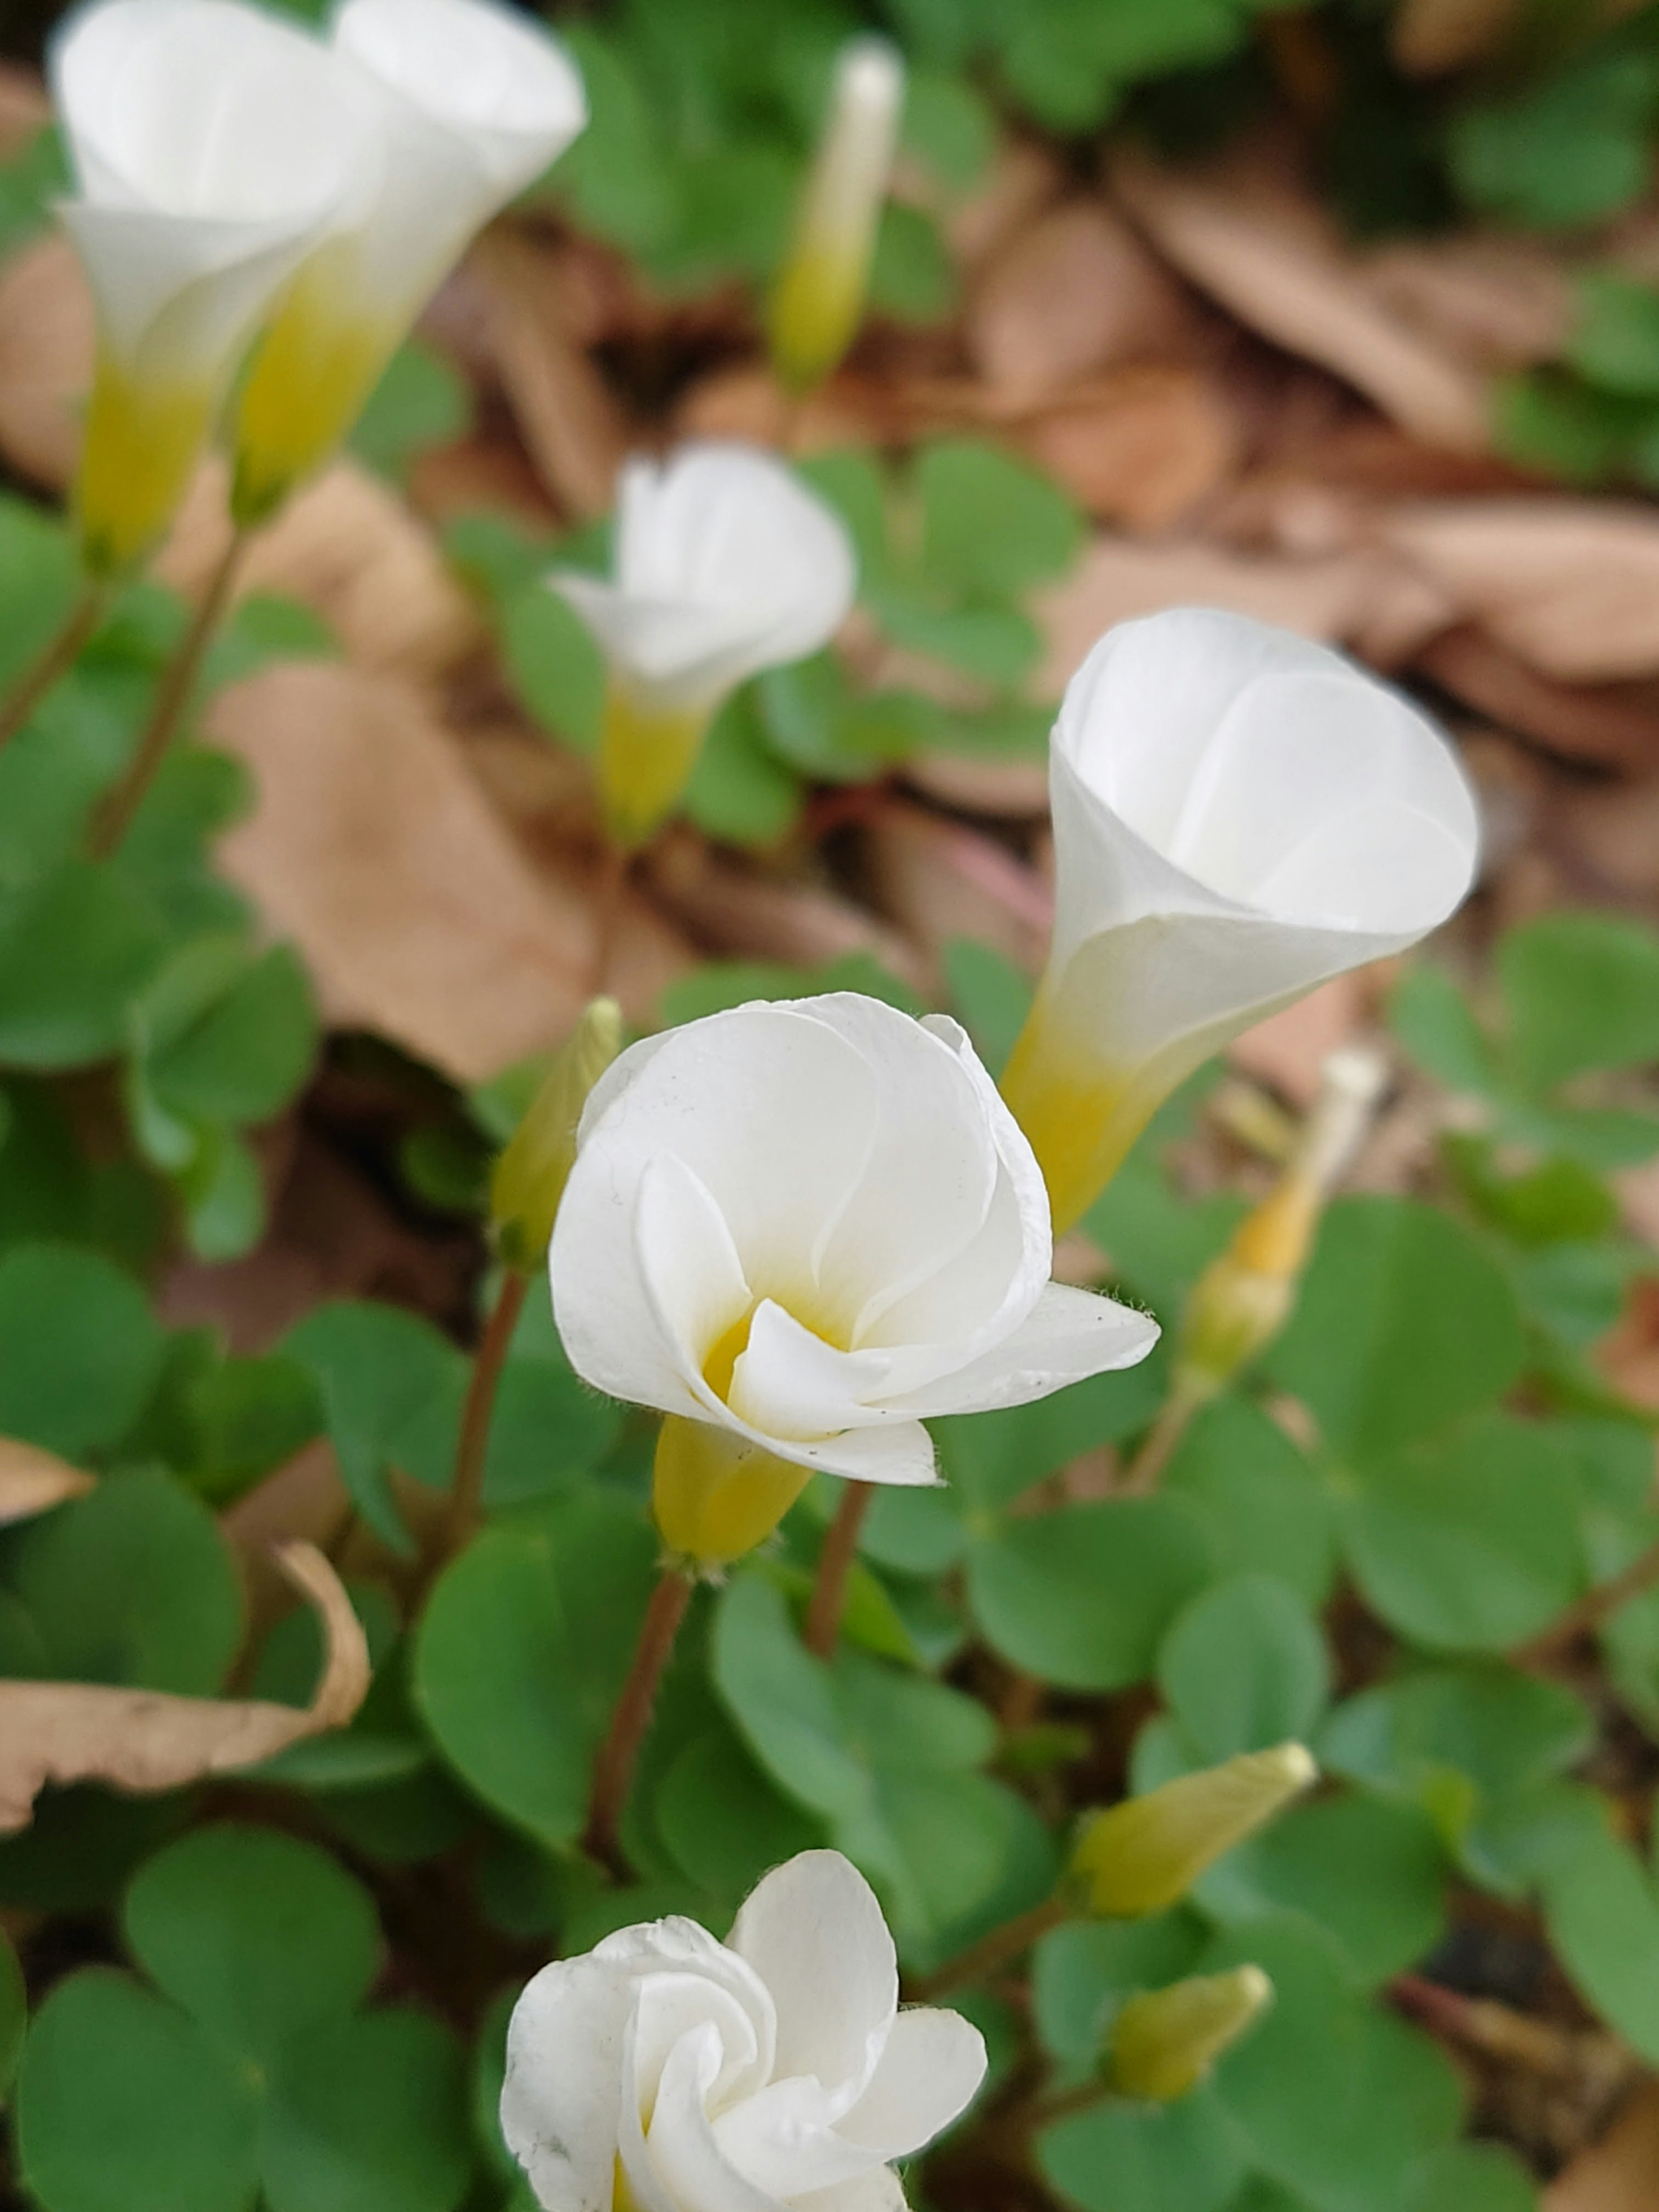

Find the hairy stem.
[
  {"left": 804, "top": 1479, "right": 874, "bottom": 1658},
  {"left": 0, "top": 586, "right": 106, "bottom": 750},
  {"left": 90, "top": 528, "right": 250, "bottom": 858},
  {"left": 583, "top": 1564, "right": 695, "bottom": 1877},
  {"left": 909, "top": 1893, "right": 1073, "bottom": 2002},
  {"left": 444, "top": 1267, "right": 529, "bottom": 1557}
]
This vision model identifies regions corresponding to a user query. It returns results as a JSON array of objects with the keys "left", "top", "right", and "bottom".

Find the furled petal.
[
  {"left": 502, "top": 1917, "right": 773, "bottom": 2212},
  {"left": 882, "top": 1282, "right": 1158, "bottom": 1419},
  {"left": 727, "top": 1300, "right": 896, "bottom": 1440},
  {"left": 633, "top": 1153, "right": 755, "bottom": 1406},
  {"left": 837, "top": 2009, "right": 987, "bottom": 2157},
  {"left": 632, "top": 2024, "right": 782, "bottom": 2212},
  {"left": 728, "top": 1851, "right": 898, "bottom": 2101},
  {"left": 331, "top": 0, "right": 587, "bottom": 315},
  {"left": 713, "top": 2079, "right": 890, "bottom": 2202},
  {"left": 630, "top": 1971, "right": 768, "bottom": 2118}
]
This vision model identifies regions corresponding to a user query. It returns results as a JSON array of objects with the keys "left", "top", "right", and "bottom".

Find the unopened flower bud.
[
  {"left": 490, "top": 998, "right": 622, "bottom": 1270},
  {"left": 652, "top": 1415, "right": 812, "bottom": 1568},
  {"left": 1110, "top": 1966, "right": 1273, "bottom": 2101},
  {"left": 1177, "top": 1046, "right": 1387, "bottom": 1399},
  {"left": 767, "top": 37, "right": 904, "bottom": 395},
  {"left": 1071, "top": 1743, "right": 1316, "bottom": 1917}
]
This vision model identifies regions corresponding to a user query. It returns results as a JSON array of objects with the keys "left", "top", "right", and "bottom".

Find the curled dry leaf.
[
  {"left": 0, "top": 1540, "right": 369, "bottom": 1832},
  {"left": 1034, "top": 534, "right": 1451, "bottom": 695},
  {"left": 1019, "top": 368, "right": 1239, "bottom": 532},
  {"left": 1382, "top": 500, "right": 1659, "bottom": 683},
  {"left": 966, "top": 199, "right": 1192, "bottom": 398},
  {"left": 208, "top": 662, "right": 688, "bottom": 1079},
  {"left": 0, "top": 1437, "right": 95, "bottom": 1525},
  {"left": 1110, "top": 138, "right": 1491, "bottom": 453},
  {"left": 468, "top": 227, "right": 631, "bottom": 521},
  {"left": 1415, "top": 627, "right": 1659, "bottom": 772}
]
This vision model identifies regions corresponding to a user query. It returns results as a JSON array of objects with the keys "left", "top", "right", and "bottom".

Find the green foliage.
[
  {"left": 349, "top": 341, "right": 472, "bottom": 482},
  {"left": 0, "top": 1243, "right": 168, "bottom": 1459}
]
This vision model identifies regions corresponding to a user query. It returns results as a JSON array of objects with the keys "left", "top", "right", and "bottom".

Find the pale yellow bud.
[
  {"left": 1071, "top": 1744, "right": 1317, "bottom": 1917},
  {"left": 1110, "top": 1967, "right": 1273, "bottom": 2101},
  {"left": 652, "top": 1416, "right": 811, "bottom": 1569},
  {"left": 768, "top": 37, "right": 904, "bottom": 395},
  {"left": 490, "top": 998, "right": 623, "bottom": 1270},
  {"left": 1176, "top": 1046, "right": 1386, "bottom": 1398}
]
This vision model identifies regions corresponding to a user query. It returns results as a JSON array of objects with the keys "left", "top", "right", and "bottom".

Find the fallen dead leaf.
[
  {"left": 672, "top": 361, "right": 895, "bottom": 451},
  {"left": 1111, "top": 137, "right": 1491, "bottom": 453},
  {"left": 159, "top": 454, "right": 482, "bottom": 682},
  {"left": 966, "top": 199, "right": 1192, "bottom": 399},
  {"left": 0, "top": 1540, "right": 369, "bottom": 1831},
  {"left": 468, "top": 226, "right": 632, "bottom": 521},
  {"left": 1034, "top": 534, "right": 1451, "bottom": 695},
  {"left": 1227, "top": 972, "right": 1369, "bottom": 1107},
  {"left": 1548, "top": 2082, "right": 1659, "bottom": 2212},
  {"left": 0, "top": 63, "right": 48, "bottom": 155},
  {"left": 946, "top": 137, "right": 1068, "bottom": 273},
  {"left": 0, "top": 1438, "right": 95, "bottom": 1525},
  {"left": 1415, "top": 627, "right": 1659, "bottom": 772},
  {"left": 865, "top": 799, "right": 1052, "bottom": 977},
  {"left": 1382, "top": 500, "right": 1659, "bottom": 683},
  {"left": 1363, "top": 234, "right": 1573, "bottom": 372},
  {"left": 1019, "top": 368, "right": 1240, "bottom": 531},
  {"left": 901, "top": 751, "right": 1050, "bottom": 817},
  {"left": 208, "top": 662, "right": 689, "bottom": 1078},
  {"left": 0, "top": 233, "right": 91, "bottom": 489},
  {"left": 1392, "top": 0, "right": 1522, "bottom": 73},
  {"left": 1558, "top": 775, "right": 1659, "bottom": 899}
]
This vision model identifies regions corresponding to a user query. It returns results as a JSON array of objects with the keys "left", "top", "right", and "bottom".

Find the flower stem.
[
  {"left": 0, "top": 585, "right": 106, "bottom": 750},
  {"left": 908, "top": 1892, "right": 1073, "bottom": 2002},
  {"left": 89, "top": 526, "right": 251, "bottom": 858},
  {"left": 584, "top": 1563, "right": 695, "bottom": 1877},
  {"left": 1512, "top": 1533, "right": 1659, "bottom": 1668},
  {"left": 804, "top": 1478, "right": 873, "bottom": 1657},
  {"left": 1117, "top": 1380, "right": 1202, "bottom": 1497},
  {"left": 444, "top": 1266, "right": 529, "bottom": 1557}
]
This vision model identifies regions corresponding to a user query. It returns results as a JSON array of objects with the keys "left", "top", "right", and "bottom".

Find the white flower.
[
  {"left": 1001, "top": 608, "right": 1480, "bottom": 1231},
  {"left": 51, "top": 0, "right": 370, "bottom": 568},
  {"left": 502, "top": 1850, "right": 986, "bottom": 2212},
  {"left": 232, "top": 0, "right": 586, "bottom": 518},
  {"left": 558, "top": 443, "right": 858, "bottom": 718},
  {"left": 769, "top": 37, "right": 905, "bottom": 394},
  {"left": 550, "top": 992, "right": 1157, "bottom": 1487}
]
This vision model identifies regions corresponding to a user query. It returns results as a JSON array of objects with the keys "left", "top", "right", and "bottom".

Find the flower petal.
[
  {"left": 882, "top": 1281, "right": 1158, "bottom": 1418},
  {"left": 713, "top": 2079, "right": 889, "bottom": 2201},
  {"left": 837, "top": 2009, "right": 987, "bottom": 2158},
  {"left": 728, "top": 1851, "right": 897, "bottom": 2101},
  {"left": 791, "top": 2170, "right": 908, "bottom": 2212},
  {"left": 632, "top": 2022, "right": 782, "bottom": 2212}
]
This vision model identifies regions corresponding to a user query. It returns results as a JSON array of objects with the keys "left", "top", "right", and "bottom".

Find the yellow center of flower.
[{"left": 76, "top": 356, "right": 217, "bottom": 578}]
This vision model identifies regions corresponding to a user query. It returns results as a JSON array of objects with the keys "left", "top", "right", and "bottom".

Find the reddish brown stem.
[
  {"left": 1512, "top": 1534, "right": 1659, "bottom": 1668},
  {"left": 908, "top": 1893, "right": 1073, "bottom": 2002},
  {"left": 444, "top": 1267, "right": 529, "bottom": 1557},
  {"left": 805, "top": 1479, "right": 874, "bottom": 1658},
  {"left": 0, "top": 586, "right": 105, "bottom": 749},
  {"left": 583, "top": 1565, "right": 694, "bottom": 1877}
]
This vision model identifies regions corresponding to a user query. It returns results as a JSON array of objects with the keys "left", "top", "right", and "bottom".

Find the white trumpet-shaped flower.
[
  {"left": 51, "top": 0, "right": 370, "bottom": 572},
  {"left": 232, "top": 0, "right": 586, "bottom": 521},
  {"left": 550, "top": 992, "right": 1157, "bottom": 1489},
  {"left": 555, "top": 442, "right": 857, "bottom": 849},
  {"left": 502, "top": 1849, "right": 986, "bottom": 2212},
  {"left": 768, "top": 37, "right": 905, "bottom": 395},
  {"left": 1001, "top": 609, "right": 1480, "bottom": 1232}
]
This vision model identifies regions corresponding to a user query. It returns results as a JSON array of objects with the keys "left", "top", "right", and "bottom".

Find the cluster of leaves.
[{"left": 455, "top": 435, "right": 1081, "bottom": 849}]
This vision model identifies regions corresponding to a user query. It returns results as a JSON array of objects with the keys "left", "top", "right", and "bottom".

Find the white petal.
[
  {"left": 882, "top": 1282, "right": 1159, "bottom": 1419},
  {"left": 1252, "top": 799, "right": 1478, "bottom": 934},
  {"left": 728, "top": 1300, "right": 896, "bottom": 1441},
  {"left": 728, "top": 1852, "right": 898, "bottom": 2101},
  {"left": 713, "top": 2079, "right": 888, "bottom": 2202},
  {"left": 791, "top": 2170, "right": 908, "bottom": 2212},
  {"left": 502, "top": 1913, "right": 768, "bottom": 2212},
  {"left": 629, "top": 1970, "right": 768, "bottom": 2119},
  {"left": 740, "top": 1417, "right": 939, "bottom": 1487},
  {"left": 634, "top": 2024, "right": 782, "bottom": 2212},
  {"left": 633, "top": 1153, "right": 755, "bottom": 1401},
  {"left": 838, "top": 2009, "right": 987, "bottom": 2158}
]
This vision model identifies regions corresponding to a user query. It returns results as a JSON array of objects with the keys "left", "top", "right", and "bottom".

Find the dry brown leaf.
[
  {"left": 1227, "top": 973, "right": 1369, "bottom": 1107},
  {"left": 0, "top": 1540, "right": 369, "bottom": 1831},
  {"left": 1034, "top": 534, "right": 1450, "bottom": 695},
  {"left": 900, "top": 752, "right": 1050, "bottom": 817},
  {"left": 864, "top": 800, "right": 1052, "bottom": 976},
  {"left": 1416, "top": 628, "right": 1659, "bottom": 771},
  {"left": 1382, "top": 501, "right": 1659, "bottom": 683},
  {"left": 1019, "top": 368, "right": 1239, "bottom": 532},
  {"left": 1392, "top": 0, "right": 1522, "bottom": 73},
  {"left": 966, "top": 200, "right": 1192, "bottom": 399},
  {"left": 672, "top": 361, "right": 893, "bottom": 451},
  {"left": 1363, "top": 235, "right": 1572, "bottom": 371},
  {"left": 207, "top": 662, "right": 688, "bottom": 1078},
  {"left": 1111, "top": 139, "right": 1491, "bottom": 453},
  {"left": 946, "top": 138, "right": 1068, "bottom": 273},
  {"left": 1558, "top": 775, "right": 1659, "bottom": 899},
  {"left": 159, "top": 454, "right": 482, "bottom": 681},
  {"left": 1548, "top": 2082, "right": 1659, "bottom": 2212},
  {"left": 0, "top": 63, "right": 48, "bottom": 156},
  {"left": 0, "top": 1438, "right": 95, "bottom": 1525},
  {"left": 0, "top": 233, "right": 92, "bottom": 489},
  {"left": 469, "top": 227, "right": 631, "bottom": 521}
]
